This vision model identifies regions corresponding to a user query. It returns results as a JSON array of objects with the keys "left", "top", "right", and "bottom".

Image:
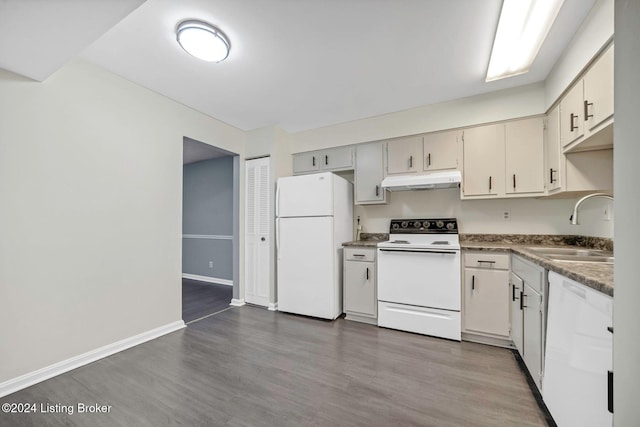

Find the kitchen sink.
[{"left": 525, "top": 247, "right": 614, "bottom": 264}]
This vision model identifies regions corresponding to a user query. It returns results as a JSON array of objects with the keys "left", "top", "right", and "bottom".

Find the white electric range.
[{"left": 377, "top": 218, "right": 461, "bottom": 341}]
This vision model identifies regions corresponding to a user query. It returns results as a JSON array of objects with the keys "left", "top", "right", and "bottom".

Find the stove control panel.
[{"left": 389, "top": 218, "right": 458, "bottom": 234}]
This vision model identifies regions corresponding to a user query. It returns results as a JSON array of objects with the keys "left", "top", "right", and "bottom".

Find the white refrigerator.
[{"left": 276, "top": 172, "right": 353, "bottom": 320}]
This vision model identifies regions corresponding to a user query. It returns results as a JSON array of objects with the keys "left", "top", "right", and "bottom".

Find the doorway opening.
[{"left": 182, "top": 137, "right": 240, "bottom": 323}]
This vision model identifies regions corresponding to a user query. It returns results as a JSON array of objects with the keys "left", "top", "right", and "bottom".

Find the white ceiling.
[
  {"left": 2, "top": 0, "right": 596, "bottom": 132},
  {"left": 0, "top": 0, "right": 146, "bottom": 81}
]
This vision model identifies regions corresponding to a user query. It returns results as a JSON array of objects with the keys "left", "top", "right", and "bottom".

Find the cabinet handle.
[
  {"left": 312, "top": 156, "right": 316, "bottom": 167},
  {"left": 366, "top": 267, "right": 369, "bottom": 281},
  {"left": 409, "top": 155, "right": 413, "bottom": 168},
  {"left": 375, "top": 185, "right": 379, "bottom": 197},
  {"left": 520, "top": 292, "right": 526, "bottom": 310},
  {"left": 584, "top": 100, "right": 594, "bottom": 120},
  {"left": 489, "top": 176, "right": 492, "bottom": 191},
  {"left": 511, "top": 284, "right": 520, "bottom": 301},
  {"left": 607, "top": 326, "right": 614, "bottom": 334},
  {"left": 325, "top": 155, "right": 328, "bottom": 165},
  {"left": 353, "top": 254, "right": 366, "bottom": 257},
  {"left": 427, "top": 153, "right": 431, "bottom": 167},
  {"left": 608, "top": 370, "right": 614, "bottom": 413},
  {"left": 513, "top": 174, "right": 516, "bottom": 189},
  {"left": 549, "top": 168, "right": 556, "bottom": 184},
  {"left": 570, "top": 113, "right": 578, "bottom": 131},
  {"left": 477, "top": 260, "right": 495, "bottom": 264},
  {"left": 471, "top": 275, "right": 475, "bottom": 291}
]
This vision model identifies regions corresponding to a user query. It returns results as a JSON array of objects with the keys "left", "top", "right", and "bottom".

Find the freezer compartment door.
[
  {"left": 277, "top": 173, "right": 334, "bottom": 217},
  {"left": 277, "top": 216, "right": 340, "bottom": 319}
]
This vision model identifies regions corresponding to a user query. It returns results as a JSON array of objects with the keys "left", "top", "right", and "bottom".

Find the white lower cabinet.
[
  {"left": 343, "top": 247, "right": 377, "bottom": 324},
  {"left": 462, "top": 251, "right": 510, "bottom": 343},
  {"left": 509, "top": 272, "right": 524, "bottom": 354},
  {"left": 511, "top": 255, "right": 546, "bottom": 391},
  {"left": 543, "top": 271, "right": 612, "bottom": 427}
]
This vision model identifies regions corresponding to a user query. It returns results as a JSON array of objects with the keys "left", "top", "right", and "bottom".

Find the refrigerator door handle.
[
  {"left": 276, "top": 218, "right": 281, "bottom": 260},
  {"left": 275, "top": 182, "right": 281, "bottom": 218}
]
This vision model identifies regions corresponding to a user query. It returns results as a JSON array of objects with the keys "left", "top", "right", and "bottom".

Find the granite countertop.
[
  {"left": 461, "top": 234, "right": 614, "bottom": 297},
  {"left": 342, "top": 233, "right": 388, "bottom": 248}
]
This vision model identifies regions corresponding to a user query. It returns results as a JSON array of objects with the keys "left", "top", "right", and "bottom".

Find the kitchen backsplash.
[{"left": 354, "top": 188, "right": 613, "bottom": 239}]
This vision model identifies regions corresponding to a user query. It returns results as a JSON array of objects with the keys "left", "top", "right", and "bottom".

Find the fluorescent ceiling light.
[
  {"left": 176, "top": 20, "right": 230, "bottom": 62},
  {"left": 486, "top": 0, "right": 564, "bottom": 82}
]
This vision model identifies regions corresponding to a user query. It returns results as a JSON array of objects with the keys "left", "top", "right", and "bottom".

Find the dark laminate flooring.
[
  {"left": 1, "top": 306, "right": 550, "bottom": 427},
  {"left": 182, "top": 278, "right": 232, "bottom": 323}
]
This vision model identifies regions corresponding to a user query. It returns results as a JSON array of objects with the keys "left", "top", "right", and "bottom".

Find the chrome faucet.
[{"left": 570, "top": 193, "right": 613, "bottom": 225}]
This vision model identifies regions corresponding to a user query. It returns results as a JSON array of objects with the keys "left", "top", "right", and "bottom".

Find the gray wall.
[
  {"left": 183, "top": 156, "right": 234, "bottom": 280},
  {"left": 613, "top": 1, "right": 640, "bottom": 423}
]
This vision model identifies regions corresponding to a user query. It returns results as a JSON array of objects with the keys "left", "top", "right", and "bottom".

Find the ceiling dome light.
[{"left": 176, "top": 20, "right": 230, "bottom": 62}]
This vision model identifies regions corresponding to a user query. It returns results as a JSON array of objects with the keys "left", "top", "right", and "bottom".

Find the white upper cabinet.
[
  {"left": 545, "top": 105, "right": 562, "bottom": 193},
  {"left": 560, "top": 45, "right": 614, "bottom": 153},
  {"left": 462, "top": 124, "right": 504, "bottom": 197},
  {"left": 583, "top": 45, "right": 614, "bottom": 132},
  {"left": 386, "top": 136, "right": 422, "bottom": 174},
  {"left": 560, "top": 82, "right": 585, "bottom": 147},
  {"left": 292, "top": 146, "right": 354, "bottom": 175},
  {"left": 422, "top": 130, "right": 459, "bottom": 172},
  {"left": 505, "top": 117, "right": 545, "bottom": 195},
  {"left": 321, "top": 146, "right": 354, "bottom": 171},
  {"left": 355, "top": 141, "right": 387, "bottom": 205},
  {"left": 292, "top": 151, "right": 321, "bottom": 174}
]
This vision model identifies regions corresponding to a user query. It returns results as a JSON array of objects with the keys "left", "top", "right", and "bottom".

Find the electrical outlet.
[
  {"left": 208, "top": 261, "right": 214, "bottom": 268},
  {"left": 503, "top": 211, "right": 511, "bottom": 221}
]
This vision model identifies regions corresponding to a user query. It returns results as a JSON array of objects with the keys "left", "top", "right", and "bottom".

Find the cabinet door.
[
  {"left": 523, "top": 283, "right": 543, "bottom": 390},
  {"left": 510, "top": 273, "right": 524, "bottom": 355},
  {"left": 423, "top": 130, "right": 458, "bottom": 171},
  {"left": 462, "top": 124, "right": 503, "bottom": 196},
  {"left": 560, "top": 82, "right": 585, "bottom": 147},
  {"left": 505, "top": 117, "right": 544, "bottom": 194},
  {"left": 545, "top": 105, "right": 563, "bottom": 192},
  {"left": 386, "top": 136, "right": 422, "bottom": 174},
  {"left": 344, "top": 260, "right": 376, "bottom": 316},
  {"left": 463, "top": 268, "right": 510, "bottom": 337},
  {"left": 292, "top": 152, "right": 320, "bottom": 174},
  {"left": 355, "top": 142, "right": 387, "bottom": 204},
  {"left": 584, "top": 45, "right": 614, "bottom": 132},
  {"left": 322, "top": 146, "right": 354, "bottom": 171}
]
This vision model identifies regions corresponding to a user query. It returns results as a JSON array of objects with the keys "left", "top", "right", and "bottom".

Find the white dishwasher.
[{"left": 543, "top": 271, "right": 613, "bottom": 427}]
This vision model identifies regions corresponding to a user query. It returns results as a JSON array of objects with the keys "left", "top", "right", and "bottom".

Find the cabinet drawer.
[
  {"left": 464, "top": 252, "right": 509, "bottom": 269},
  {"left": 345, "top": 247, "right": 375, "bottom": 262}
]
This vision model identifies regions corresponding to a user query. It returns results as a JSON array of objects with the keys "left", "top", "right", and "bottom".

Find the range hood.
[{"left": 381, "top": 170, "right": 461, "bottom": 191}]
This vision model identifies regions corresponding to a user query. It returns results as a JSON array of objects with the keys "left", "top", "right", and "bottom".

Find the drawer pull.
[
  {"left": 353, "top": 254, "right": 366, "bottom": 257},
  {"left": 477, "top": 260, "right": 496, "bottom": 264}
]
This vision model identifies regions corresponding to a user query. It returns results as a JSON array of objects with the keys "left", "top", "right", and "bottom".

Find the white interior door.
[{"left": 245, "top": 157, "right": 271, "bottom": 307}]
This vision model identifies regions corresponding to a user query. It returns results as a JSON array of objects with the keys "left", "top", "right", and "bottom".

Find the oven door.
[{"left": 377, "top": 248, "right": 461, "bottom": 311}]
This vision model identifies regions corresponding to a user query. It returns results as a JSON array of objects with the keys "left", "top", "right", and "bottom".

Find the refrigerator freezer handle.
[{"left": 276, "top": 218, "right": 281, "bottom": 260}]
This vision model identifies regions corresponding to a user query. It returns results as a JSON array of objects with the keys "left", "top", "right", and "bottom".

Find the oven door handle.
[{"left": 379, "top": 249, "right": 458, "bottom": 255}]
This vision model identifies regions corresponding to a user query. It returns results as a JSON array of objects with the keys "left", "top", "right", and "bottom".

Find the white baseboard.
[
  {"left": 182, "top": 273, "right": 233, "bottom": 286},
  {"left": 230, "top": 298, "right": 245, "bottom": 306},
  {"left": 0, "top": 320, "right": 185, "bottom": 398},
  {"left": 268, "top": 302, "right": 278, "bottom": 311}
]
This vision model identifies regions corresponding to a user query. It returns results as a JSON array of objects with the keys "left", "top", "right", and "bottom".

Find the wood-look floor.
[
  {"left": 1, "top": 306, "right": 550, "bottom": 427},
  {"left": 182, "top": 278, "right": 233, "bottom": 323}
]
